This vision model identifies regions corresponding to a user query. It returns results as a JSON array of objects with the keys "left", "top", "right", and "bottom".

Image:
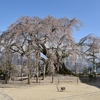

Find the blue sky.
[{"left": 0, "top": 0, "right": 100, "bottom": 42}]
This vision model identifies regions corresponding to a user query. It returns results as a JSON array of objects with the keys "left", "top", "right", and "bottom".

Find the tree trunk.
[
  {"left": 59, "top": 62, "right": 76, "bottom": 76},
  {"left": 93, "top": 50, "right": 96, "bottom": 79},
  {"left": 5, "top": 72, "right": 8, "bottom": 84},
  {"left": 5, "top": 59, "right": 9, "bottom": 84}
]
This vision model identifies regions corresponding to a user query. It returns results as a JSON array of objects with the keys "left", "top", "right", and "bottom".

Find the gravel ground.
[{"left": 0, "top": 76, "right": 100, "bottom": 100}]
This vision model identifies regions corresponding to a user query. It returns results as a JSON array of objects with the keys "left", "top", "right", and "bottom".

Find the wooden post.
[{"left": 77, "top": 77, "right": 78, "bottom": 84}]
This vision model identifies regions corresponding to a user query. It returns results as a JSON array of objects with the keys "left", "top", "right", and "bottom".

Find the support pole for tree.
[
  {"left": 42, "top": 64, "right": 46, "bottom": 80},
  {"left": 51, "top": 71, "right": 54, "bottom": 83},
  {"left": 36, "top": 50, "right": 40, "bottom": 83},
  {"left": 51, "top": 62, "right": 54, "bottom": 83},
  {"left": 75, "top": 63, "right": 77, "bottom": 76},
  {"left": 28, "top": 57, "right": 31, "bottom": 84}
]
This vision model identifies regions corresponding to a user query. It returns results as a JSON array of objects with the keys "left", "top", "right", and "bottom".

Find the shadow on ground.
[{"left": 79, "top": 75, "right": 100, "bottom": 89}]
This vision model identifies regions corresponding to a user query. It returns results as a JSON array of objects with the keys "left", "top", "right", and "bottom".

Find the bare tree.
[
  {"left": 0, "top": 15, "right": 82, "bottom": 84},
  {"left": 79, "top": 34, "right": 100, "bottom": 75},
  {"left": 0, "top": 31, "right": 13, "bottom": 83}
]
